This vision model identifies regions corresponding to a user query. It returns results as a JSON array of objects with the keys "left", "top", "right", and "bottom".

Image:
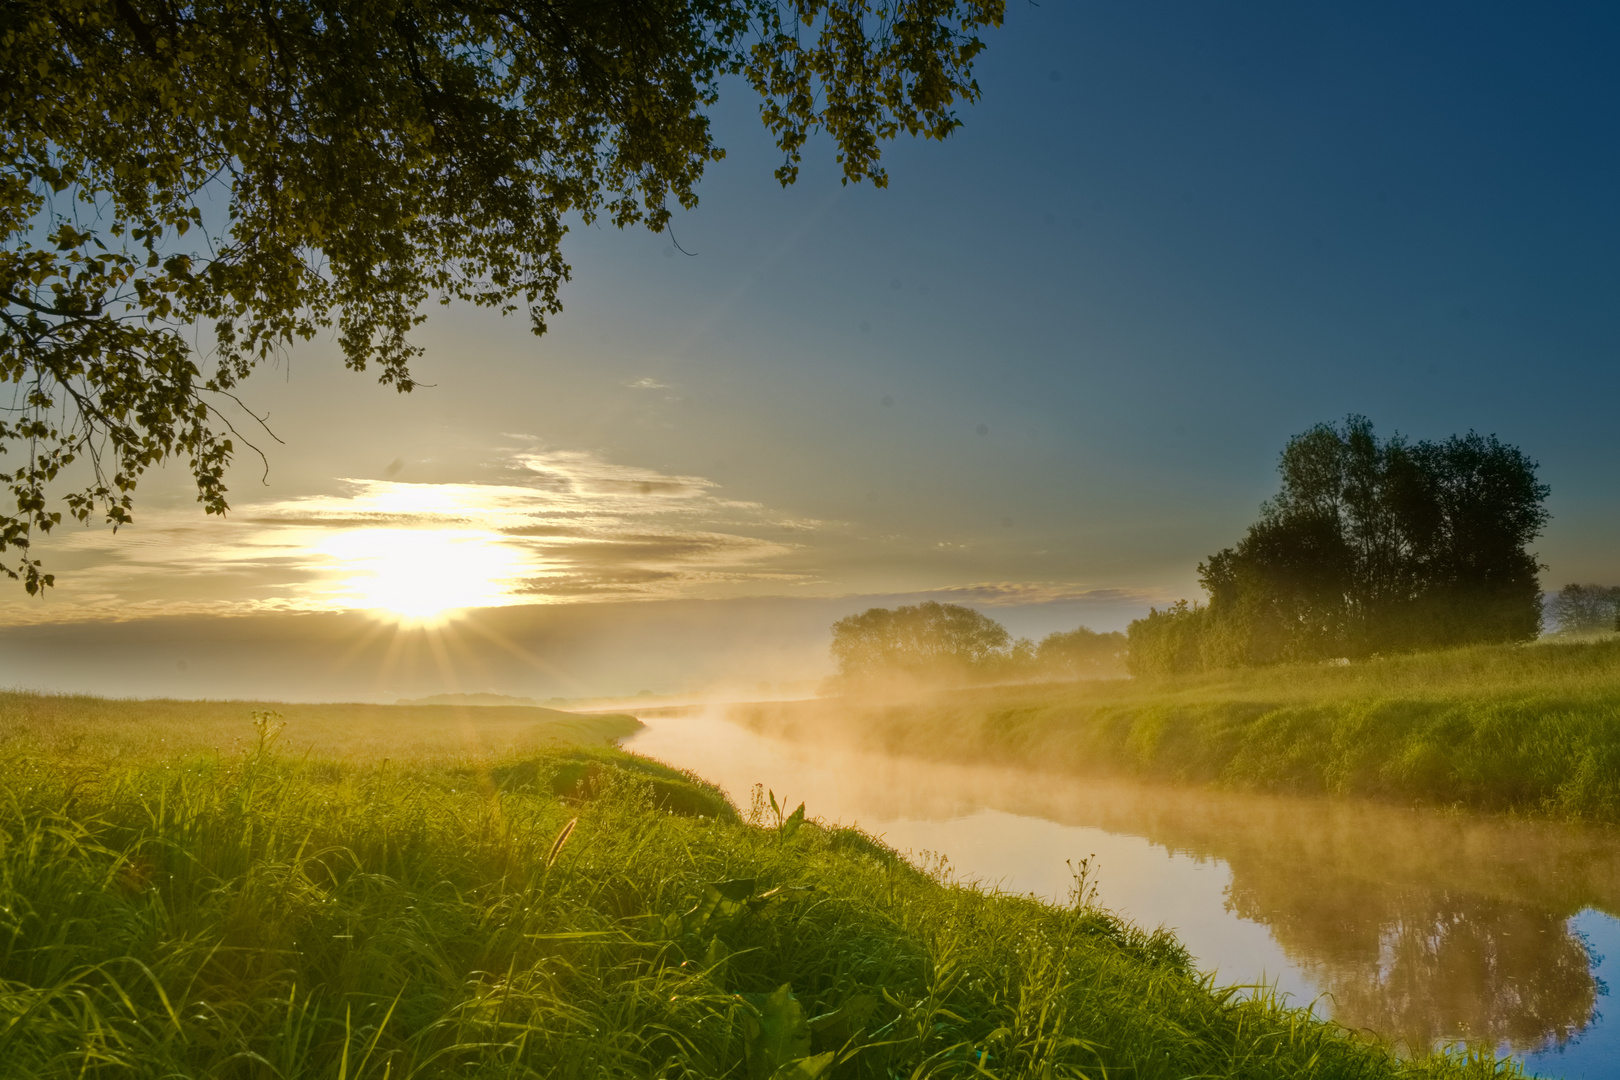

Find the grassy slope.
[
  {"left": 733, "top": 638, "right": 1620, "bottom": 820},
  {"left": 0, "top": 705, "right": 1514, "bottom": 1078},
  {"left": 0, "top": 691, "right": 643, "bottom": 762}
]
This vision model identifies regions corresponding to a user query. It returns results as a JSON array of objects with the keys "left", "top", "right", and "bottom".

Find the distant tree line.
[
  {"left": 1128, "top": 417, "right": 1552, "bottom": 676},
  {"left": 828, "top": 601, "right": 1126, "bottom": 688},
  {"left": 1548, "top": 584, "right": 1620, "bottom": 635}
]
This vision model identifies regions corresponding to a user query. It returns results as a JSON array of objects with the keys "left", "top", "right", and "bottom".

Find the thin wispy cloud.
[
  {"left": 4, "top": 449, "right": 816, "bottom": 623},
  {"left": 916, "top": 582, "right": 1166, "bottom": 607},
  {"left": 3, "top": 446, "right": 1162, "bottom": 627}
]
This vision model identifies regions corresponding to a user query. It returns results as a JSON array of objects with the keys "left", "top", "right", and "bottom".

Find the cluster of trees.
[
  {"left": 1128, "top": 417, "right": 1552, "bottom": 676},
  {"left": 1548, "top": 584, "right": 1620, "bottom": 635},
  {"left": 828, "top": 602, "right": 1126, "bottom": 687}
]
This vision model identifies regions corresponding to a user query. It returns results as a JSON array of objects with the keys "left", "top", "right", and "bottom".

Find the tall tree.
[
  {"left": 1033, "top": 625, "right": 1127, "bottom": 679},
  {"left": 1132, "top": 417, "right": 1551, "bottom": 673},
  {"left": 1402, "top": 431, "right": 1551, "bottom": 645},
  {"left": 1547, "top": 584, "right": 1620, "bottom": 635},
  {"left": 830, "top": 601, "right": 1010, "bottom": 681},
  {"left": 1, "top": 0, "right": 1004, "bottom": 591}
]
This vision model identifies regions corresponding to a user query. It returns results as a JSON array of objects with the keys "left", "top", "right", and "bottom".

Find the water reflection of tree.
[
  {"left": 1224, "top": 877, "right": 1596, "bottom": 1052},
  {"left": 908, "top": 760, "right": 1616, "bottom": 1054}
]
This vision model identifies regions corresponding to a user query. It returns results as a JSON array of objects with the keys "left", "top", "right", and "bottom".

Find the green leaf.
[
  {"left": 771, "top": 1052, "right": 836, "bottom": 1080},
  {"left": 808, "top": 992, "right": 883, "bottom": 1052},
  {"left": 711, "top": 878, "right": 757, "bottom": 903},
  {"left": 738, "top": 984, "right": 812, "bottom": 1080},
  {"left": 680, "top": 878, "right": 756, "bottom": 936},
  {"left": 703, "top": 934, "right": 731, "bottom": 974},
  {"left": 781, "top": 802, "right": 806, "bottom": 840}
]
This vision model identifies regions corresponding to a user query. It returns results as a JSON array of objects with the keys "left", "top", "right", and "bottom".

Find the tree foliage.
[
  {"left": 1033, "top": 625, "right": 1127, "bottom": 679},
  {"left": 830, "top": 601, "right": 1009, "bottom": 681},
  {"left": 1129, "top": 417, "right": 1551, "bottom": 676},
  {"left": 829, "top": 602, "right": 1127, "bottom": 686},
  {"left": 0, "top": 0, "right": 1004, "bottom": 591},
  {"left": 1122, "top": 600, "right": 1210, "bottom": 680},
  {"left": 1547, "top": 584, "right": 1620, "bottom": 636}
]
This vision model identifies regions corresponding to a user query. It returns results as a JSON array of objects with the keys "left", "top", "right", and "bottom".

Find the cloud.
[
  {"left": 1, "top": 445, "right": 1176, "bottom": 629},
  {"left": 3, "top": 449, "right": 813, "bottom": 623},
  {"left": 914, "top": 582, "right": 1166, "bottom": 607},
  {"left": 624, "top": 377, "right": 671, "bottom": 390},
  {"left": 510, "top": 450, "right": 722, "bottom": 502}
]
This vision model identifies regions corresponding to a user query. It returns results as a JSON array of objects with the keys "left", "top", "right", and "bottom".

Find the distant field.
[
  {"left": 0, "top": 693, "right": 1517, "bottom": 1077},
  {"left": 0, "top": 691, "right": 642, "bottom": 762},
  {"left": 732, "top": 638, "right": 1620, "bottom": 820}
]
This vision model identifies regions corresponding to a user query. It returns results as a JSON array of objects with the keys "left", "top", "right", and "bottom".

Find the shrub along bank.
[{"left": 0, "top": 732, "right": 1517, "bottom": 1077}]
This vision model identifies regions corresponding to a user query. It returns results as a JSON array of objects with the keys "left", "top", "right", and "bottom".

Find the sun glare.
[{"left": 319, "top": 529, "right": 529, "bottom": 624}]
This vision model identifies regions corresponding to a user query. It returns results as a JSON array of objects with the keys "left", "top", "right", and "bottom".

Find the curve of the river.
[{"left": 622, "top": 709, "right": 1620, "bottom": 1080}]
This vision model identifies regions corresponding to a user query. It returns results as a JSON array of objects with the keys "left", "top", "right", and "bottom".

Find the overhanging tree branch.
[{"left": 2, "top": 0, "right": 1007, "bottom": 591}]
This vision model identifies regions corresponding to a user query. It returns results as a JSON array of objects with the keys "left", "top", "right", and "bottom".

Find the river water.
[{"left": 622, "top": 710, "right": 1620, "bottom": 1079}]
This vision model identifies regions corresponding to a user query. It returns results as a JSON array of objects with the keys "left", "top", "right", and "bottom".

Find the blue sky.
[{"left": 5, "top": 1, "right": 1617, "bottom": 698}]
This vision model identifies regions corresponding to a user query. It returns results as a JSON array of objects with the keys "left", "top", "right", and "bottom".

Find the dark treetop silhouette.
[
  {"left": 1129, "top": 416, "right": 1551, "bottom": 675},
  {"left": 830, "top": 601, "right": 1126, "bottom": 685}
]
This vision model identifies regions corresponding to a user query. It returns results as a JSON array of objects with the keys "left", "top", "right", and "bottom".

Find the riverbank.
[
  {"left": 626, "top": 709, "right": 1620, "bottom": 1061},
  {"left": 0, "top": 710, "right": 1516, "bottom": 1077},
  {"left": 731, "top": 637, "right": 1620, "bottom": 821}
]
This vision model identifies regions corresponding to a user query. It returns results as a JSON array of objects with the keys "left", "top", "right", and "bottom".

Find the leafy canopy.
[
  {"left": 0, "top": 0, "right": 1003, "bottom": 591},
  {"left": 1547, "top": 583, "right": 1620, "bottom": 636},
  {"left": 829, "top": 602, "right": 1127, "bottom": 687},
  {"left": 1129, "top": 416, "right": 1551, "bottom": 674},
  {"left": 1033, "top": 625, "right": 1127, "bottom": 679},
  {"left": 830, "top": 601, "right": 1010, "bottom": 680}
]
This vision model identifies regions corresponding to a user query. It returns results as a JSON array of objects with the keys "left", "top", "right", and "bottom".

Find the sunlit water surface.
[{"left": 623, "top": 711, "right": 1620, "bottom": 1079}]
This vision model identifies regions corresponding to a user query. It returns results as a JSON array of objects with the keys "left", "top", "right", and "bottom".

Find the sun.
[{"left": 319, "top": 528, "right": 528, "bottom": 624}]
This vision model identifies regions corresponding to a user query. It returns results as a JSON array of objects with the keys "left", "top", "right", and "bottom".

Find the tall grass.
[
  {"left": 736, "top": 638, "right": 1620, "bottom": 820},
  {"left": 1, "top": 717, "right": 1519, "bottom": 1077},
  {"left": 0, "top": 691, "right": 642, "bottom": 763}
]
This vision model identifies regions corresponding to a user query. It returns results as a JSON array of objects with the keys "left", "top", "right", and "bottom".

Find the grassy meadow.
[
  {"left": 733, "top": 637, "right": 1620, "bottom": 821},
  {"left": 0, "top": 692, "right": 644, "bottom": 763},
  {"left": 0, "top": 691, "right": 1523, "bottom": 1078}
]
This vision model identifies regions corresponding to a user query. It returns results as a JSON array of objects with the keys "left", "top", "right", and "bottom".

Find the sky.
[{"left": 5, "top": 1, "right": 1618, "bottom": 700}]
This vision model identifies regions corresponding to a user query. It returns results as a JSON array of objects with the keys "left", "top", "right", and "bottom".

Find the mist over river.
[{"left": 623, "top": 710, "right": 1620, "bottom": 1079}]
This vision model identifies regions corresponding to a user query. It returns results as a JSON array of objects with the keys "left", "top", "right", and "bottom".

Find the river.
[{"left": 622, "top": 709, "right": 1620, "bottom": 1079}]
